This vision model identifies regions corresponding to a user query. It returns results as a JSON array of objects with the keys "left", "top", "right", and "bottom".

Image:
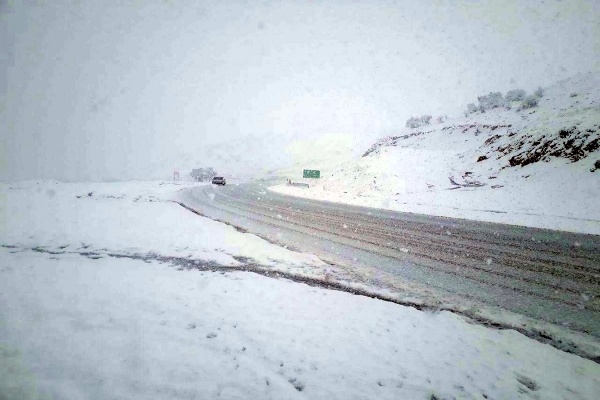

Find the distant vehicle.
[{"left": 211, "top": 176, "right": 226, "bottom": 186}]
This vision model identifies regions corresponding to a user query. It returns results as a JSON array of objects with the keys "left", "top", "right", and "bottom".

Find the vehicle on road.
[{"left": 211, "top": 176, "right": 226, "bottom": 186}]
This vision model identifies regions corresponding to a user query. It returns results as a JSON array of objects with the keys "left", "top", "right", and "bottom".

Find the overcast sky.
[{"left": 1, "top": 0, "right": 598, "bottom": 181}]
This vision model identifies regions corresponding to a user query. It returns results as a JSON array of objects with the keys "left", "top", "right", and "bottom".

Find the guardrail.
[{"left": 287, "top": 182, "right": 310, "bottom": 188}]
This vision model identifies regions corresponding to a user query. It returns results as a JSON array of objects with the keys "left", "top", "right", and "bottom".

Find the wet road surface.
[{"left": 178, "top": 182, "right": 600, "bottom": 338}]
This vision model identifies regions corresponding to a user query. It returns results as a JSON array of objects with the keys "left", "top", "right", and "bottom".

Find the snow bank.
[
  {"left": 0, "top": 180, "right": 323, "bottom": 269},
  {"left": 271, "top": 73, "right": 600, "bottom": 234},
  {"left": 2, "top": 248, "right": 599, "bottom": 400}
]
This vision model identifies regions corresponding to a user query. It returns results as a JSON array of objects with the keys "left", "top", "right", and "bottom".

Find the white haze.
[{"left": 1, "top": 0, "right": 598, "bottom": 181}]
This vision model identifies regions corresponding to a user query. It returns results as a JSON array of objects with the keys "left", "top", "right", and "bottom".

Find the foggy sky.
[{"left": 1, "top": 0, "right": 598, "bottom": 181}]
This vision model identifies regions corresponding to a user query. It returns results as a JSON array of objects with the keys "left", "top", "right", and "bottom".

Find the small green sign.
[{"left": 303, "top": 169, "right": 320, "bottom": 179}]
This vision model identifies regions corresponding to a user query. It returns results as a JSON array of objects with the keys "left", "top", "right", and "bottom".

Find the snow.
[
  {"left": 2, "top": 249, "right": 600, "bottom": 400},
  {"left": 1, "top": 180, "right": 323, "bottom": 270},
  {"left": 1, "top": 180, "right": 599, "bottom": 399},
  {"left": 270, "top": 73, "right": 600, "bottom": 235},
  {"left": 263, "top": 132, "right": 364, "bottom": 180}
]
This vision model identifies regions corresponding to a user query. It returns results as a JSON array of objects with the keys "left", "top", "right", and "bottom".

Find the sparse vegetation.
[
  {"left": 464, "top": 85, "right": 547, "bottom": 115},
  {"left": 478, "top": 92, "right": 506, "bottom": 110},
  {"left": 190, "top": 167, "right": 218, "bottom": 182},
  {"left": 506, "top": 89, "right": 526, "bottom": 102},
  {"left": 406, "top": 115, "right": 432, "bottom": 129},
  {"left": 520, "top": 95, "right": 539, "bottom": 110}
]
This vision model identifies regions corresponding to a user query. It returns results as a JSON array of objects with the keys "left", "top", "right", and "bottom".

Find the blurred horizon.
[{"left": 1, "top": 0, "right": 598, "bottom": 182}]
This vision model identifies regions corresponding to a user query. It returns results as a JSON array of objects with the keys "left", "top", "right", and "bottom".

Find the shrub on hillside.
[
  {"left": 505, "top": 89, "right": 526, "bottom": 102},
  {"left": 405, "top": 115, "right": 432, "bottom": 129},
  {"left": 477, "top": 92, "right": 506, "bottom": 110},
  {"left": 520, "top": 95, "right": 539, "bottom": 110},
  {"left": 464, "top": 85, "right": 544, "bottom": 115},
  {"left": 466, "top": 103, "right": 478, "bottom": 114},
  {"left": 190, "top": 167, "right": 218, "bottom": 182}
]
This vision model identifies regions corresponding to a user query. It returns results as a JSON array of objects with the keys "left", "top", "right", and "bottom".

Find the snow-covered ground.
[
  {"left": 271, "top": 73, "right": 600, "bottom": 235},
  {"left": 1, "top": 180, "right": 324, "bottom": 272},
  {"left": 1, "top": 181, "right": 599, "bottom": 399}
]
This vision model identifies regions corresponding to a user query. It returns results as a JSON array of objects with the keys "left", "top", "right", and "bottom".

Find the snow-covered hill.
[
  {"left": 262, "top": 132, "right": 366, "bottom": 179},
  {"left": 272, "top": 73, "right": 600, "bottom": 234}
]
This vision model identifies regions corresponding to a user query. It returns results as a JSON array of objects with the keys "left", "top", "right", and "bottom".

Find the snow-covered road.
[{"left": 178, "top": 182, "right": 600, "bottom": 357}]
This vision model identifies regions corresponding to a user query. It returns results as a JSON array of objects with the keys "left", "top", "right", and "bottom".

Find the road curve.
[{"left": 178, "top": 182, "right": 600, "bottom": 338}]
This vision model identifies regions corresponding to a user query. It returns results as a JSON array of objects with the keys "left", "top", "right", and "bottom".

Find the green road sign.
[{"left": 303, "top": 169, "right": 320, "bottom": 178}]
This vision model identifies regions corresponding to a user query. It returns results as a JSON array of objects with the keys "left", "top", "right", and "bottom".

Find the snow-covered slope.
[
  {"left": 263, "top": 132, "right": 365, "bottom": 179},
  {"left": 0, "top": 181, "right": 324, "bottom": 270},
  {"left": 272, "top": 73, "right": 600, "bottom": 234}
]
